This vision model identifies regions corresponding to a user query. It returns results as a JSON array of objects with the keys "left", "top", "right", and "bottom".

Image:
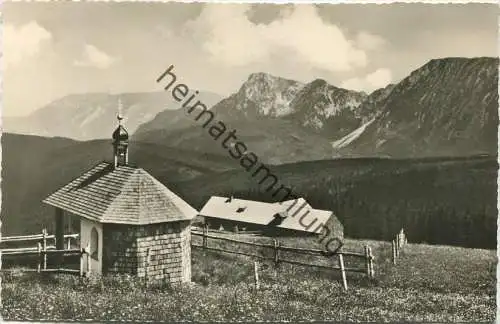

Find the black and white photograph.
[{"left": 0, "top": 1, "right": 497, "bottom": 322}]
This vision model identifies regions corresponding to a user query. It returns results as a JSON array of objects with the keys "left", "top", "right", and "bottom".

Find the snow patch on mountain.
[{"left": 331, "top": 118, "right": 375, "bottom": 149}]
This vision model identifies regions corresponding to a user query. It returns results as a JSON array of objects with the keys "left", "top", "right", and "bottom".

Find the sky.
[{"left": 3, "top": 2, "right": 498, "bottom": 117}]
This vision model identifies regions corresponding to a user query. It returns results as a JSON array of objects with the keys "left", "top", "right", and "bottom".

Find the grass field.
[{"left": 2, "top": 236, "right": 496, "bottom": 322}]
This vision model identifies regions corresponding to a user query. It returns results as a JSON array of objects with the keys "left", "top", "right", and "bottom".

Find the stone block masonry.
[{"left": 103, "top": 220, "right": 192, "bottom": 284}]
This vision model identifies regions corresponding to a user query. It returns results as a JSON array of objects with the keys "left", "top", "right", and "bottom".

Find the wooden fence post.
[
  {"left": 273, "top": 239, "right": 280, "bottom": 266},
  {"left": 338, "top": 253, "right": 348, "bottom": 291},
  {"left": 37, "top": 242, "right": 42, "bottom": 273},
  {"left": 399, "top": 234, "right": 402, "bottom": 253},
  {"left": 273, "top": 239, "right": 280, "bottom": 280},
  {"left": 67, "top": 237, "right": 71, "bottom": 250},
  {"left": 80, "top": 248, "right": 84, "bottom": 277},
  {"left": 42, "top": 228, "right": 47, "bottom": 270},
  {"left": 364, "top": 245, "right": 370, "bottom": 277},
  {"left": 391, "top": 240, "right": 396, "bottom": 265},
  {"left": 254, "top": 261, "right": 260, "bottom": 290},
  {"left": 397, "top": 234, "right": 401, "bottom": 257},
  {"left": 398, "top": 235, "right": 401, "bottom": 256},
  {"left": 203, "top": 224, "right": 208, "bottom": 248},
  {"left": 368, "top": 246, "right": 375, "bottom": 278}
]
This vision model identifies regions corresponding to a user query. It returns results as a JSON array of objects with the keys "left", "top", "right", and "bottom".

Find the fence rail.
[
  {"left": 1, "top": 229, "right": 79, "bottom": 254},
  {"left": 191, "top": 227, "right": 375, "bottom": 291},
  {"left": 192, "top": 228, "right": 367, "bottom": 257},
  {"left": 1, "top": 233, "right": 79, "bottom": 243},
  {"left": 0, "top": 229, "right": 90, "bottom": 277}
]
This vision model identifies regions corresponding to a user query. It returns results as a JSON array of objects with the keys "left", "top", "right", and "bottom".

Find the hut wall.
[{"left": 102, "top": 220, "right": 191, "bottom": 284}]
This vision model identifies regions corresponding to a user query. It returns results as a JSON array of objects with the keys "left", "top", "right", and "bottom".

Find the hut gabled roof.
[
  {"left": 43, "top": 162, "right": 197, "bottom": 225},
  {"left": 199, "top": 196, "right": 334, "bottom": 234}
]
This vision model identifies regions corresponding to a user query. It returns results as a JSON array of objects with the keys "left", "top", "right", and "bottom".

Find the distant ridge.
[{"left": 4, "top": 91, "right": 221, "bottom": 141}]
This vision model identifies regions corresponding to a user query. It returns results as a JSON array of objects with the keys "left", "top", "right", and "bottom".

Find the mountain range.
[
  {"left": 3, "top": 57, "right": 498, "bottom": 160},
  {"left": 135, "top": 56, "right": 498, "bottom": 159},
  {"left": 4, "top": 91, "right": 222, "bottom": 141}
]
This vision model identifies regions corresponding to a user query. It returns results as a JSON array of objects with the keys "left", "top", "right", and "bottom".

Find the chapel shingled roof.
[{"left": 43, "top": 162, "right": 197, "bottom": 225}]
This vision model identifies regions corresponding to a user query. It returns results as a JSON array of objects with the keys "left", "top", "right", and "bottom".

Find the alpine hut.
[{"left": 199, "top": 196, "right": 343, "bottom": 239}]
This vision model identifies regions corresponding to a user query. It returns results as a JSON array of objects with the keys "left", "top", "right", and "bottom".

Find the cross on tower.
[{"left": 117, "top": 98, "right": 124, "bottom": 124}]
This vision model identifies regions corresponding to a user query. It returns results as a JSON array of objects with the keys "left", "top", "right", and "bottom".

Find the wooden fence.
[
  {"left": 191, "top": 227, "right": 375, "bottom": 291},
  {"left": 1, "top": 228, "right": 78, "bottom": 255},
  {"left": 0, "top": 230, "right": 89, "bottom": 276},
  {"left": 391, "top": 228, "right": 407, "bottom": 265}
]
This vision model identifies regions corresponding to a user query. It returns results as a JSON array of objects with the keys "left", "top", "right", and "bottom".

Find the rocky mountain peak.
[
  {"left": 308, "top": 78, "right": 328, "bottom": 88},
  {"left": 238, "top": 72, "right": 304, "bottom": 105},
  {"left": 287, "top": 78, "right": 368, "bottom": 136},
  {"left": 211, "top": 72, "right": 304, "bottom": 119},
  {"left": 245, "top": 72, "right": 281, "bottom": 83}
]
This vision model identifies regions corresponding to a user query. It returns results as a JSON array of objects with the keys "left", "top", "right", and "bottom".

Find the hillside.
[
  {"left": 1, "top": 133, "right": 237, "bottom": 236},
  {"left": 135, "top": 119, "right": 338, "bottom": 164},
  {"left": 341, "top": 57, "right": 499, "bottom": 157},
  {"left": 133, "top": 107, "right": 201, "bottom": 135},
  {"left": 4, "top": 91, "right": 221, "bottom": 140},
  {"left": 174, "top": 155, "right": 497, "bottom": 249}
]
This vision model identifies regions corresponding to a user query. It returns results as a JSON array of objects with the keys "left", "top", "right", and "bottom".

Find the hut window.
[
  {"left": 90, "top": 227, "right": 99, "bottom": 261},
  {"left": 236, "top": 207, "right": 246, "bottom": 213},
  {"left": 275, "top": 212, "right": 287, "bottom": 219}
]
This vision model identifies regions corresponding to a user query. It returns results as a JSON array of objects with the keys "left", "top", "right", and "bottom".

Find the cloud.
[
  {"left": 355, "top": 31, "right": 386, "bottom": 51},
  {"left": 186, "top": 4, "right": 384, "bottom": 72},
  {"left": 341, "top": 68, "right": 393, "bottom": 92},
  {"left": 74, "top": 44, "right": 116, "bottom": 69},
  {"left": 3, "top": 21, "right": 52, "bottom": 69}
]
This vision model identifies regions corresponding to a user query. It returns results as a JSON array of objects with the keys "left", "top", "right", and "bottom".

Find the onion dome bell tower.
[{"left": 112, "top": 100, "right": 129, "bottom": 167}]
